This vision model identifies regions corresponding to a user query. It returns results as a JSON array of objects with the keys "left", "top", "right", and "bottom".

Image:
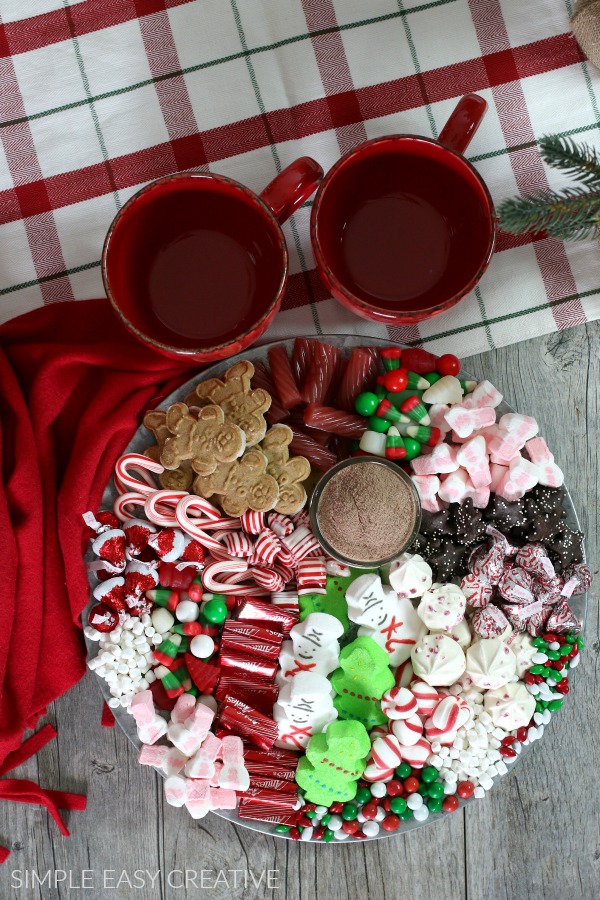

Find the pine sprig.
[
  {"left": 498, "top": 186, "right": 600, "bottom": 241},
  {"left": 539, "top": 134, "right": 600, "bottom": 187}
]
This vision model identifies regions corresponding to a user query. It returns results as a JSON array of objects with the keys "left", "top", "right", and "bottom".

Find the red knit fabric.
[{"left": 0, "top": 299, "right": 197, "bottom": 765}]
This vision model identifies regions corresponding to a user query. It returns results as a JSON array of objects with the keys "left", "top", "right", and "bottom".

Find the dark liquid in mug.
[
  {"left": 107, "top": 184, "right": 283, "bottom": 348},
  {"left": 319, "top": 150, "right": 491, "bottom": 312}
]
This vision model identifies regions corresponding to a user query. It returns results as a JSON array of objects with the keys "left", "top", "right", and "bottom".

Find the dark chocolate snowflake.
[
  {"left": 425, "top": 540, "right": 468, "bottom": 582},
  {"left": 451, "top": 499, "right": 487, "bottom": 546},
  {"left": 483, "top": 495, "right": 527, "bottom": 531},
  {"left": 545, "top": 526, "right": 584, "bottom": 571},
  {"left": 525, "top": 508, "right": 566, "bottom": 544}
]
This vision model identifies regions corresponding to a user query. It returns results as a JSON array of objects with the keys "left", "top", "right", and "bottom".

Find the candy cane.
[
  {"left": 115, "top": 453, "right": 164, "bottom": 496},
  {"left": 175, "top": 496, "right": 223, "bottom": 553},
  {"left": 114, "top": 492, "right": 147, "bottom": 522},
  {"left": 145, "top": 490, "right": 188, "bottom": 527},
  {"left": 202, "top": 559, "right": 261, "bottom": 595}
]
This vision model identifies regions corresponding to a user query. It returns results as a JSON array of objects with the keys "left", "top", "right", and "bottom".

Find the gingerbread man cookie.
[
  {"left": 143, "top": 409, "right": 194, "bottom": 491},
  {"left": 193, "top": 448, "right": 279, "bottom": 517},
  {"left": 261, "top": 424, "right": 310, "bottom": 515},
  {"left": 161, "top": 402, "right": 246, "bottom": 477},
  {"left": 191, "top": 361, "right": 271, "bottom": 447}
]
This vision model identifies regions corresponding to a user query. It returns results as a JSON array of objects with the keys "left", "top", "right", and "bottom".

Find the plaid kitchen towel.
[{"left": 0, "top": 0, "right": 600, "bottom": 356}]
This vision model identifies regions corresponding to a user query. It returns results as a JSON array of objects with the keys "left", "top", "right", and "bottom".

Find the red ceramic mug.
[
  {"left": 310, "top": 94, "right": 495, "bottom": 325},
  {"left": 102, "top": 159, "right": 323, "bottom": 362}
]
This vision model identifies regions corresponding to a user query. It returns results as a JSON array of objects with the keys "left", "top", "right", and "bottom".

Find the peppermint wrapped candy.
[
  {"left": 497, "top": 567, "right": 535, "bottom": 605},
  {"left": 461, "top": 572, "right": 493, "bottom": 609},
  {"left": 545, "top": 599, "right": 582, "bottom": 635},
  {"left": 561, "top": 563, "right": 592, "bottom": 598},
  {"left": 471, "top": 604, "right": 510, "bottom": 637},
  {"left": 515, "top": 542, "right": 556, "bottom": 581},
  {"left": 469, "top": 541, "right": 506, "bottom": 584}
]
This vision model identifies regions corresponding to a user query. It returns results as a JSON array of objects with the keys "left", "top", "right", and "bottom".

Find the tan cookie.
[
  {"left": 260, "top": 424, "right": 311, "bottom": 515},
  {"left": 193, "top": 449, "right": 279, "bottom": 517},
  {"left": 144, "top": 444, "right": 194, "bottom": 491},
  {"left": 192, "top": 361, "right": 271, "bottom": 446},
  {"left": 161, "top": 402, "right": 246, "bottom": 477}
]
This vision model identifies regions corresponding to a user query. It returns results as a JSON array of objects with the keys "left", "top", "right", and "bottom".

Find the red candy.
[
  {"left": 381, "top": 814, "right": 400, "bottom": 832},
  {"left": 400, "top": 348, "right": 438, "bottom": 374},
  {"left": 436, "top": 354, "right": 461, "bottom": 376},
  {"left": 342, "top": 820, "right": 360, "bottom": 834},
  {"left": 381, "top": 368, "right": 408, "bottom": 393},
  {"left": 337, "top": 347, "right": 379, "bottom": 412},
  {"left": 303, "top": 403, "right": 366, "bottom": 439},
  {"left": 291, "top": 337, "right": 314, "bottom": 388},
  {"left": 268, "top": 345, "right": 302, "bottom": 409},
  {"left": 385, "top": 779, "right": 404, "bottom": 797},
  {"left": 361, "top": 802, "right": 378, "bottom": 819},
  {"left": 289, "top": 427, "right": 337, "bottom": 471},
  {"left": 457, "top": 781, "right": 474, "bottom": 799},
  {"left": 88, "top": 603, "right": 118, "bottom": 632},
  {"left": 442, "top": 795, "right": 459, "bottom": 813},
  {"left": 301, "top": 341, "right": 340, "bottom": 405},
  {"left": 403, "top": 776, "right": 419, "bottom": 794},
  {"left": 252, "top": 361, "right": 289, "bottom": 424}
]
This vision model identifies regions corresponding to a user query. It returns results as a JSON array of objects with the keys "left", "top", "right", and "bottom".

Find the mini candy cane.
[
  {"left": 281, "top": 526, "right": 320, "bottom": 562},
  {"left": 241, "top": 510, "right": 265, "bottom": 534},
  {"left": 114, "top": 492, "right": 148, "bottom": 522},
  {"left": 296, "top": 556, "right": 327, "bottom": 595},
  {"left": 202, "top": 558, "right": 263, "bottom": 595},
  {"left": 267, "top": 512, "right": 295, "bottom": 537},
  {"left": 145, "top": 490, "right": 187, "bottom": 527},
  {"left": 115, "top": 453, "right": 164, "bottom": 496},
  {"left": 251, "top": 566, "right": 285, "bottom": 592},
  {"left": 175, "top": 495, "right": 223, "bottom": 553}
]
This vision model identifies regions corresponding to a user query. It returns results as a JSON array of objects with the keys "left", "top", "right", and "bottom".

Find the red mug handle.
[
  {"left": 260, "top": 157, "right": 324, "bottom": 224},
  {"left": 438, "top": 94, "right": 487, "bottom": 156}
]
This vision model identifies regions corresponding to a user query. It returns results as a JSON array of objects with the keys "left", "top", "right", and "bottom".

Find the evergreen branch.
[
  {"left": 498, "top": 186, "right": 600, "bottom": 241},
  {"left": 539, "top": 134, "right": 600, "bottom": 186}
]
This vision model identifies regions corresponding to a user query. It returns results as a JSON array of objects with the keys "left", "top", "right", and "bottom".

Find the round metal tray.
[{"left": 84, "top": 335, "right": 587, "bottom": 842}]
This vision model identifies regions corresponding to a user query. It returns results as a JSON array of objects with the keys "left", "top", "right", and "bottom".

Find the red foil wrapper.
[
  {"left": 219, "top": 650, "right": 278, "bottom": 683},
  {"left": 237, "top": 804, "right": 301, "bottom": 825},
  {"left": 233, "top": 596, "right": 299, "bottom": 634},
  {"left": 239, "top": 788, "right": 299, "bottom": 806},
  {"left": 218, "top": 694, "right": 278, "bottom": 750},
  {"left": 497, "top": 567, "right": 535, "bottom": 605},
  {"left": 515, "top": 543, "right": 556, "bottom": 580},
  {"left": 221, "top": 621, "right": 283, "bottom": 660},
  {"left": 247, "top": 776, "right": 298, "bottom": 794},
  {"left": 244, "top": 747, "right": 299, "bottom": 766},
  {"left": 469, "top": 542, "right": 505, "bottom": 585},
  {"left": 215, "top": 679, "right": 279, "bottom": 714},
  {"left": 471, "top": 604, "right": 510, "bottom": 637}
]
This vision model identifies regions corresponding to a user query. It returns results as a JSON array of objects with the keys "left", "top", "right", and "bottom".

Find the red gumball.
[
  {"left": 457, "top": 781, "right": 474, "bottom": 799},
  {"left": 382, "top": 369, "right": 408, "bottom": 393},
  {"left": 436, "top": 354, "right": 461, "bottom": 376},
  {"left": 442, "top": 795, "right": 459, "bottom": 813},
  {"left": 342, "top": 820, "right": 360, "bottom": 834}
]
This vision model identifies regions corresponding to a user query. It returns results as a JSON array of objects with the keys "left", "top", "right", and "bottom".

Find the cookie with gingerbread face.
[
  {"left": 161, "top": 402, "right": 246, "bottom": 477},
  {"left": 193, "top": 448, "right": 280, "bottom": 517},
  {"left": 261, "top": 424, "right": 310, "bottom": 515},
  {"left": 143, "top": 409, "right": 194, "bottom": 491},
  {"left": 190, "top": 361, "right": 271, "bottom": 447}
]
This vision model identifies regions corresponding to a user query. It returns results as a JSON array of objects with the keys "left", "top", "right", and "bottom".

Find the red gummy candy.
[
  {"left": 289, "top": 427, "right": 337, "bottom": 471},
  {"left": 268, "top": 345, "right": 302, "bottom": 409},
  {"left": 301, "top": 342, "right": 340, "bottom": 405},
  {"left": 291, "top": 337, "right": 314, "bottom": 387},
  {"left": 303, "top": 403, "right": 366, "bottom": 439},
  {"left": 337, "top": 347, "right": 379, "bottom": 411},
  {"left": 399, "top": 348, "right": 438, "bottom": 373}
]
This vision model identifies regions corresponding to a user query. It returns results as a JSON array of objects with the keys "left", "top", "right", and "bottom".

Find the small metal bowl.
[{"left": 309, "top": 456, "right": 422, "bottom": 569}]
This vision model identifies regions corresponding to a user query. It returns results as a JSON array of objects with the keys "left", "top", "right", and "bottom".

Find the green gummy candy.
[
  {"left": 299, "top": 570, "right": 375, "bottom": 631},
  {"left": 331, "top": 635, "right": 395, "bottom": 729},
  {"left": 295, "top": 720, "right": 370, "bottom": 806}
]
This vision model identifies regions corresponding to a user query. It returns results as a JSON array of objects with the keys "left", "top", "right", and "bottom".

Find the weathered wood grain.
[{"left": 0, "top": 326, "right": 598, "bottom": 900}]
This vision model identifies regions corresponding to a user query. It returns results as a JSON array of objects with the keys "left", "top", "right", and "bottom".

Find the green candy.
[
  {"left": 386, "top": 389, "right": 424, "bottom": 408},
  {"left": 203, "top": 597, "right": 228, "bottom": 624},
  {"left": 427, "top": 781, "right": 445, "bottom": 801},
  {"left": 528, "top": 664, "right": 546, "bottom": 675},
  {"left": 305, "top": 810, "right": 317, "bottom": 820},
  {"left": 532, "top": 637, "right": 547, "bottom": 649},
  {"left": 546, "top": 649, "right": 561, "bottom": 660},
  {"left": 323, "top": 830, "right": 334, "bottom": 842},
  {"left": 368, "top": 414, "right": 392, "bottom": 433},
  {"left": 403, "top": 437, "right": 422, "bottom": 460},
  {"left": 548, "top": 698, "right": 564, "bottom": 711},
  {"left": 299, "top": 570, "right": 375, "bottom": 631},
  {"left": 418, "top": 783, "right": 430, "bottom": 797},
  {"left": 321, "top": 813, "right": 331, "bottom": 827},
  {"left": 421, "top": 766, "right": 438, "bottom": 783},
  {"left": 560, "top": 644, "right": 573, "bottom": 656},
  {"left": 427, "top": 797, "right": 443, "bottom": 813},
  {"left": 275, "top": 824, "right": 290, "bottom": 834},
  {"left": 576, "top": 636, "right": 585, "bottom": 649},
  {"left": 295, "top": 720, "right": 371, "bottom": 806},
  {"left": 546, "top": 668, "right": 563, "bottom": 682},
  {"left": 355, "top": 787, "right": 372, "bottom": 806},
  {"left": 342, "top": 803, "right": 358, "bottom": 821},
  {"left": 535, "top": 701, "right": 544, "bottom": 712},
  {"left": 424, "top": 372, "right": 441, "bottom": 385},
  {"left": 374, "top": 385, "right": 387, "bottom": 400},
  {"left": 185, "top": 685, "right": 199, "bottom": 698},
  {"left": 390, "top": 797, "right": 408, "bottom": 815},
  {"left": 331, "top": 636, "right": 395, "bottom": 729},
  {"left": 399, "top": 808, "right": 414, "bottom": 820},
  {"left": 396, "top": 762, "right": 412, "bottom": 779},
  {"left": 355, "top": 392, "right": 380, "bottom": 417}
]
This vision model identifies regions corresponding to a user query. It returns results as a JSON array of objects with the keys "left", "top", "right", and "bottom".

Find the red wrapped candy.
[
  {"left": 88, "top": 603, "right": 118, "bottom": 633},
  {"left": 497, "top": 567, "right": 535, "bottom": 605},
  {"left": 545, "top": 599, "right": 581, "bottom": 634},
  {"left": 471, "top": 604, "right": 510, "bottom": 637},
  {"left": 515, "top": 543, "right": 555, "bottom": 580},
  {"left": 218, "top": 694, "right": 278, "bottom": 750},
  {"left": 219, "top": 651, "right": 278, "bottom": 683},
  {"left": 460, "top": 573, "right": 493, "bottom": 609},
  {"left": 215, "top": 679, "right": 279, "bottom": 714},
  {"left": 220, "top": 621, "right": 283, "bottom": 660},
  {"left": 233, "top": 596, "right": 299, "bottom": 633}
]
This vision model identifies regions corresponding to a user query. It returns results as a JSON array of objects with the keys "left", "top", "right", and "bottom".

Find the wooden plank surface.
[{"left": 1, "top": 325, "right": 598, "bottom": 900}]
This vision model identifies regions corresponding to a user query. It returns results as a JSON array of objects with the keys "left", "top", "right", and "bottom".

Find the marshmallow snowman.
[
  {"left": 277, "top": 612, "right": 343, "bottom": 686},
  {"left": 346, "top": 574, "right": 426, "bottom": 666},
  {"left": 274, "top": 672, "right": 338, "bottom": 749}
]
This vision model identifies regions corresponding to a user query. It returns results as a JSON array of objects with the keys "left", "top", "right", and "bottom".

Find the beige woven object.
[{"left": 572, "top": 0, "right": 600, "bottom": 66}]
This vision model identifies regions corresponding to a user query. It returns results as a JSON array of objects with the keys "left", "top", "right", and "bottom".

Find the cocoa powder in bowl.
[{"left": 313, "top": 458, "right": 420, "bottom": 566}]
